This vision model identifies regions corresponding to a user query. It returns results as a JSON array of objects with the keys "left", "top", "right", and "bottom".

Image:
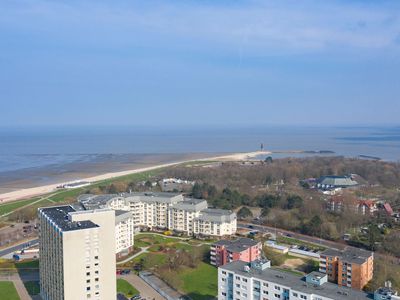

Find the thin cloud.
[{"left": 1, "top": 0, "right": 400, "bottom": 54}]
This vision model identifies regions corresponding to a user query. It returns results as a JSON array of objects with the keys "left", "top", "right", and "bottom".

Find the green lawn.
[
  {"left": 0, "top": 281, "right": 20, "bottom": 300},
  {"left": 23, "top": 281, "right": 40, "bottom": 295},
  {"left": 1, "top": 168, "right": 164, "bottom": 219},
  {"left": 135, "top": 233, "right": 185, "bottom": 248},
  {"left": 16, "top": 260, "right": 39, "bottom": 269},
  {"left": 117, "top": 279, "right": 139, "bottom": 298},
  {"left": 0, "top": 199, "right": 39, "bottom": 216},
  {"left": 178, "top": 263, "right": 218, "bottom": 300}
]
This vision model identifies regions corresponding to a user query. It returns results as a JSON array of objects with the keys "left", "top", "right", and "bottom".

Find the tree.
[
  {"left": 286, "top": 195, "right": 304, "bottom": 209},
  {"left": 302, "top": 215, "right": 322, "bottom": 236},
  {"left": 368, "top": 224, "right": 382, "bottom": 251},
  {"left": 145, "top": 180, "right": 153, "bottom": 189},
  {"left": 260, "top": 207, "right": 270, "bottom": 218},
  {"left": 237, "top": 207, "right": 253, "bottom": 220}
]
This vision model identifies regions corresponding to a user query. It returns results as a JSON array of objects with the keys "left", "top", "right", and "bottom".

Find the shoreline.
[{"left": 0, "top": 151, "right": 270, "bottom": 204}]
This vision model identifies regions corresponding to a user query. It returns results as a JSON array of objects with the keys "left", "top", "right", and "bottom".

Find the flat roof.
[
  {"left": 214, "top": 238, "right": 259, "bottom": 253},
  {"left": 170, "top": 198, "right": 208, "bottom": 212},
  {"left": 196, "top": 208, "right": 236, "bottom": 223},
  {"left": 321, "top": 247, "right": 373, "bottom": 264},
  {"left": 221, "top": 261, "right": 372, "bottom": 300},
  {"left": 78, "top": 192, "right": 184, "bottom": 209},
  {"left": 39, "top": 206, "right": 98, "bottom": 232}
]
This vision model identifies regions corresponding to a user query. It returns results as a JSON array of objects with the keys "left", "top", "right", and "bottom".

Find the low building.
[
  {"left": 375, "top": 282, "right": 400, "bottom": 300},
  {"left": 319, "top": 247, "right": 374, "bottom": 290},
  {"left": 218, "top": 260, "right": 371, "bottom": 300},
  {"left": 264, "top": 240, "right": 289, "bottom": 253},
  {"left": 317, "top": 175, "right": 358, "bottom": 190},
  {"left": 383, "top": 203, "right": 394, "bottom": 216},
  {"left": 357, "top": 200, "right": 378, "bottom": 215},
  {"left": 210, "top": 238, "right": 262, "bottom": 267},
  {"left": 193, "top": 209, "right": 237, "bottom": 237}
]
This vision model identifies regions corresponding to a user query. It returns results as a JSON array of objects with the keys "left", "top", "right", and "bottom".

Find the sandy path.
[{"left": 0, "top": 151, "right": 270, "bottom": 204}]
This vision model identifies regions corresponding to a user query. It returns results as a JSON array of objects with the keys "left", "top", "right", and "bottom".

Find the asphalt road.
[
  {"left": 239, "top": 222, "right": 346, "bottom": 250},
  {"left": 0, "top": 238, "right": 39, "bottom": 257}
]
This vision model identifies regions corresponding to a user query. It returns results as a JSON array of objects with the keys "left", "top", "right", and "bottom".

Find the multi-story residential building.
[
  {"left": 193, "top": 209, "right": 237, "bottom": 236},
  {"left": 168, "top": 198, "right": 208, "bottom": 235},
  {"left": 79, "top": 192, "right": 184, "bottom": 229},
  {"left": 77, "top": 192, "right": 237, "bottom": 237},
  {"left": 319, "top": 247, "right": 374, "bottom": 290},
  {"left": 210, "top": 237, "right": 262, "bottom": 267},
  {"left": 218, "top": 260, "right": 371, "bottom": 300},
  {"left": 115, "top": 210, "right": 135, "bottom": 257},
  {"left": 39, "top": 206, "right": 116, "bottom": 300}
]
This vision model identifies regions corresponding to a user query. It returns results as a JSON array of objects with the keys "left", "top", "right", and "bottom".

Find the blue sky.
[{"left": 0, "top": 0, "right": 399, "bottom": 127}]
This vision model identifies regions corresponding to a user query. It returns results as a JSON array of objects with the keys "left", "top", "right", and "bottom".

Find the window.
[
  {"left": 263, "top": 283, "right": 269, "bottom": 287},
  {"left": 86, "top": 279, "right": 90, "bottom": 283},
  {"left": 222, "top": 271, "right": 226, "bottom": 275},
  {"left": 292, "top": 293, "right": 298, "bottom": 297},
  {"left": 86, "top": 272, "right": 90, "bottom": 276},
  {"left": 236, "top": 291, "right": 240, "bottom": 295},
  {"left": 275, "top": 286, "right": 281, "bottom": 290},
  {"left": 274, "top": 294, "right": 281, "bottom": 299},
  {"left": 236, "top": 276, "right": 240, "bottom": 280},
  {"left": 300, "top": 295, "right": 307, "bottom": 300},
  {"left": 236, "top": 284, "right": 240, "bottom": 288},
  {"left": 263, "top": 291, "right": 268, "bottom": 295},
  {"left": 86, "top": 287, "right": 91, "bottom": 291},
  {"left": 95, "top": 278, "right": 99, "bottom": 282},
  {"left": 222, "top": 278, "right": 226, "bottom": 282},
  {"left": 222, "top": 292, "right": 226, "bottom": 296},
  {"left": 243, "top": 279, "right": 247, "bottom": 282}
]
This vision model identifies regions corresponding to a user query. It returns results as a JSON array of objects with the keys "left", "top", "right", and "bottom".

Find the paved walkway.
[
  {"left": 117, "top": 247, "right": 149, "bottom": 265},
  {"left": 119, "top": 273, "right": 165, "bottom": 300}
]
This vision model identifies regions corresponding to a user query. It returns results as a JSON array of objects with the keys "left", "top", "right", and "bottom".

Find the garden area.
[
  {"left": 264, "top": 246, "right": 319, "bottom": 275},
  {"left": 122, "top": 233, "right": 218, "bottom": 300},
  {"left": 117, "top": 278, "right": 139, "bottom": 298},
  {"left": 0, "top": 281, "right": 20, "bottom": 300}
]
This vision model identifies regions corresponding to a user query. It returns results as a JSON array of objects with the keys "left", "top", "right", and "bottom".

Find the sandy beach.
[{"left": 0, "top": 151, "right": 270, "bottom": 204}]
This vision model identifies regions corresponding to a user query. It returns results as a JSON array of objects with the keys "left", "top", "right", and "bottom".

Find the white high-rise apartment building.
[
  {"left": 78, "top": 192, "right": 237, "bottom": 237},
  {"left": 39, "top": 206, "right": 116, "bottom": 300}
]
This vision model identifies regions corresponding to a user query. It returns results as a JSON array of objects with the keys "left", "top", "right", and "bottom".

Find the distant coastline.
[{"left": 0, "top": 151, "right": 270, "bottom": 203}]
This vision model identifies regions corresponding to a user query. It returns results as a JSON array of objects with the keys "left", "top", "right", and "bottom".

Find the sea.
[{"left": 0, "top": 125, "right": 399, "bottom": 191}]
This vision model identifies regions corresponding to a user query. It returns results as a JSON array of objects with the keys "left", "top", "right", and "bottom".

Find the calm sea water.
[{"left": 0, "top": 126, "right": 399, "bottom": 174}]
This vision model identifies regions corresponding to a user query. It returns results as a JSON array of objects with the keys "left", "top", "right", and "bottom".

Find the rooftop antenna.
[{"left": 260, "top": 143, "right": 264, "bottom": 151}]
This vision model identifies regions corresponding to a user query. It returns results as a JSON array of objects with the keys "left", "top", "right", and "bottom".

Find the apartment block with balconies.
[
  {"left": 319, "top": 247, "right": 373, "bottom": 290},
  {"left": 211, "top": 237, "right": 262, "bottom": 267}
]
